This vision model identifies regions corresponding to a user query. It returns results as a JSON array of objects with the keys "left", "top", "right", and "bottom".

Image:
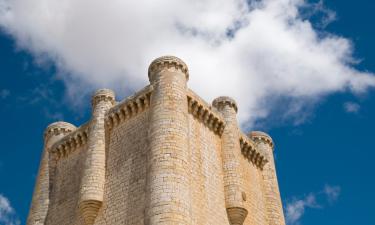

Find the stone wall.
[
  {"left": 96, "top": 110, "right": 150, "bottom": 225},
  {"left": 45, "top": 145, "right": 86, "bottom": 225},
  {"left": 188, "top": 113, "right": 229, "bottom": 225},
  {"left": 240, "top": 154, "right": 267, "bottom": 225}
]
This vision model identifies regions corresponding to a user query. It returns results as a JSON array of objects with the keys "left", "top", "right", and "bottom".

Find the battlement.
[
  {"left": 105, "top": 85, "right": 152, "bottom": 130},
  {"left": 49, "top": 123, "right": 89, "bottom": 160},
  {"left": 28, "top": 55, "right": 286, "bottom": 225},
  {"left": 46, "top": 90, "right": 270, "bottom": 168},
  {"left": 239, "top": 134, "right": 268, "bottom": 169}
]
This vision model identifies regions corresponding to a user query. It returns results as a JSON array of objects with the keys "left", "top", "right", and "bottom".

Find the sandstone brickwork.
[{"left": 27, "top": 56, "right": 286, "bottom": 225}]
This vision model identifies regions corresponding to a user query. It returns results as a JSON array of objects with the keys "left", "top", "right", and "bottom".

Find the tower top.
[
  {"left": 44, "top": 121, "right": 76, "bottom": 142},
  {"left": 148, "top": 55, "right": 189, "bottom": 82},
  {"left": 249, "top": 131, "right": 274, "bottom": 150},
  {"left": 212, "top": 96, "right": 238, "bottom": 113},
  {"left": 91, "top": 89, "right": 116, "bottom": 107}
]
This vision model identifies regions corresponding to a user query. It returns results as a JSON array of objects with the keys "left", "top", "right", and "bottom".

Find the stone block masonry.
[{"left": 27, "top": 56, "right": 286, "bottom": 225}]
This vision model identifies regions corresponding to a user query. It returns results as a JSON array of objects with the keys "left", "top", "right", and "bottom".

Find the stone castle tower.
[{"left": 27, "top": 56, "right": 286, "bottom": 225}]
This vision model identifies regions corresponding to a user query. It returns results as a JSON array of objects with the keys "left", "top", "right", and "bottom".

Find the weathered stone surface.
[{"left": 27, "top": 56, "right": 286, "bottom": 225}]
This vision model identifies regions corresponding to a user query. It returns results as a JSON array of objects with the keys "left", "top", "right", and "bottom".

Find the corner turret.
[
  {"left": 27, "top": 121, "right": 76, "bottom": 225},
  {"left": 146, "top": 56, "right": 192, "bottom": 224},
  {"left": 213, "top": 96, "right": 248, "bottom": 225},
  {"left": 79, "top": 89, "right": 115, "bottom": 225},
  {"left": 249, "top": 131, "right": 285, "bottom": 225}
]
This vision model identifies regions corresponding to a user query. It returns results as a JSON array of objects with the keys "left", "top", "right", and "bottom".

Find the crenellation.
[
  {"left": 105, "top": 85, "right": 152, "bottom": 130},
  {"left": 49, "top": 123, "right": 89, "bottom": 160},
  {"left": 239, "top": 135, "right": 268, "bottom": 169},
  {"left": 28, "top": 55, "right": 286, "bottom": 225},
  {"left": 187, "top": 93, "right": 225, "bottom": 136}
]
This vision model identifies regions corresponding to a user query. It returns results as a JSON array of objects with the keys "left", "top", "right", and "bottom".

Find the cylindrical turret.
[
  {"left": 27, "top": 122, "right": 76, "bottom": 225},
  {"left": 213, "top": 97, "right": 248, "bottom": 225},
  {"left": 146, "top": 56, "right": 192, "bottom": 224},
  {"left": 79, "top": 89, "right": 115, "bottom": 225},
  {"left": 249, "top": 131, "right": 285, "bottom": 225}
]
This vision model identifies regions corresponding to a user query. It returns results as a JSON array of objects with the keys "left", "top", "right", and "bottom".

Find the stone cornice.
[
  {"left": 49, "top": 123, "right": 89, "bottom": 160},
  {"left": 187, "top": 89, "right": 225, "bottom": 136},
  {"left": 239, "top": 134, "right": 268, "bottom": 169},
  {"left": 212, "top": 96, "right": 238, "bottom": 113},
  {"left": 148, "top": 56, "right": 189, "bottom": 82},
  {"left": 105, "top": 85, "right": 152, "bottom": 130}
]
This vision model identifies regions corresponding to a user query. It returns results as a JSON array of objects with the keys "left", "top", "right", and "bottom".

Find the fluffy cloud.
[
  {"left": 0, "top": 0, "right": 374, "bottom": 126},
  {"left": 0, "top": 194, "right": 20, "bottom": 225},
  {"left": 285, "top": 184, "right": 341, "bottom": 225}
]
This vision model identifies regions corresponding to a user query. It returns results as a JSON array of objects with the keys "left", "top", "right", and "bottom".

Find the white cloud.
[
  {"left": 285, "top": 184, "right": 341, "bottom": 225},
  {"left": 343, "top": 101, "right": 360, "bottom": 113},
  {"left": 0, "top": 0, "right": 374, "bottom": 127},
  {"left": 285, "top": 193, "right": 319, "bottom": 225},
  {"left": 0, "top": 194, "right": 20, "bottom": 225}
]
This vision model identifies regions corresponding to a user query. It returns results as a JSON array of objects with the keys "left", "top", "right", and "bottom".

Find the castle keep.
[{"left": 27, "top": 56, "right": 286, "bottom": 225}]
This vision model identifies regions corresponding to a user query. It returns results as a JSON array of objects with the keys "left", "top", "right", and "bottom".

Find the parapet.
[
  {"left": 91, "top": 89, "right": 116, "bottom": 107},
  {"left": 148, "top": 55, "right": 189, "bottom": 82},
  {"left": 44, "top": 121, "right": 76, "bottom": 143},
  {"left": 249, "top": 131, "right": 274, "bottom": 149},
  {"left": 105, "top": 85, "right": 152, "bottom": 130},
  {"left": 212, "top": 96, "right": 238, "bottom": 113},
  {"left": 187, "top": 90, "right": 225, "bottom": 136},
  {"left": 49, "top": 123, "right": 89, "bottom": 160}
]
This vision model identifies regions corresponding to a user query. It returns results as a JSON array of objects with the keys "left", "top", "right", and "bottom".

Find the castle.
[{"left": 27, "top": 56, "right": 286, "bottom": 225}]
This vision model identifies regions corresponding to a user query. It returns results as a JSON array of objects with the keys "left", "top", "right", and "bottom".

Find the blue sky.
[{"left": 0, "top": 0, "right": 374, "bottom": 224}]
